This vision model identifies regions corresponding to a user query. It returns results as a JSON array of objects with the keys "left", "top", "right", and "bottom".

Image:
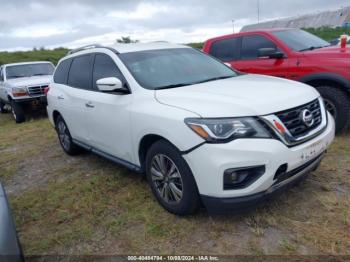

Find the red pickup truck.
[{"left": 203, "top": 28, "right": 350, "bottom": 133}]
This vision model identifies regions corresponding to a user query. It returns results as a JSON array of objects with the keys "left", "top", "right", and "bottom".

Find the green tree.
[{"left": 116, "top": 36, "right": 139, "bottom": 43}]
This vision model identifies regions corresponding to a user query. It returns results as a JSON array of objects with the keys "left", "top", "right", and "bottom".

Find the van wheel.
[
  {"left": 0, "top": 101, "right": 7, "bottom": 113},
  {"left": 145, "top": 140, "right": 200, "bottom": 215},
  {"left": 316, "top": 86, "right": 350, "bottom": 133},
  {"left": 55, "top": 115, "right": 81, "bottom": 155},
  {"left": 11, "top": 101, "right": 25, "bottom": 123}
]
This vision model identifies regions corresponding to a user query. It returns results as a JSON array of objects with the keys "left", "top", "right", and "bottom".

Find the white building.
[{"left": 241, "top": 6, "right": 350, "bottom": 32}]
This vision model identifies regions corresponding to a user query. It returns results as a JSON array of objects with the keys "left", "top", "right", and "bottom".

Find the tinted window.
[
  {"left": 209, "top": 37, "right": 241, "bottom": 62},
  {"left": 5, "top": 63, "right": 55, "bottom": 80},
  {"left": 54, "top": 59, "right": 71, "bottom": 84},
  {"left": 241, "top": 35, "right": 277, "bottom": 60},
  {"left": 119, "top": 48, "right": 237, "bottom": 90},
  {"left": 92, "top": 54, "right": 124, "bottom": 90},
  {"left": 68, "top": 55, "right": 93, "bottom": 90}
]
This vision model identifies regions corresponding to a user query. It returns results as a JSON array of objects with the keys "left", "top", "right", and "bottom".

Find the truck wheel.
[
  {"left": 316, "top": 86, "right": 350, "bottom": 133},
  {"left": 0, "top": 101, "right": 7, "bottom": 113},
  {"left": 11, "top": 101, "right": 25, "bottom": 123},
  {"left": 55, "top": 115, "right": 81, "bottom": 155},
  {"left": 145, "top": 140, "right": 200, "bottom": 215}
]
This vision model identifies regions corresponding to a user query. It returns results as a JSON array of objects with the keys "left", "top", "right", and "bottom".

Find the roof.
[
  {"left": 205, "top": 28, "right": 294, "bottom": 42},
  {"left": 110, "top": 42, "right": 190, "bottom": 53},
  {"left": 2, "top": 61, "right": 53, "bottom": 67}
]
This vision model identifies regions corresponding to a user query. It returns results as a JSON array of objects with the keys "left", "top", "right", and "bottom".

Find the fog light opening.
[{"left": 224, "top": 166, "right": 265, "bottom": 190}]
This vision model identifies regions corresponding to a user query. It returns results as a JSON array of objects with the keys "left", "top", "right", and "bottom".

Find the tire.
[
  {"left": 0, "top": 100, "right": 7, "bottom": 113},
  {"left": 55, "top": 115, "right": 81, "bottom": 155},
  {"left": 11, "top": 101, "right": 25, "bottom": 123},
  {"left": 316, "top": 86, "right": 350, "bottom": 133},
  {"left": 145, "top": 139, "right": 200, "bottom": 215}
]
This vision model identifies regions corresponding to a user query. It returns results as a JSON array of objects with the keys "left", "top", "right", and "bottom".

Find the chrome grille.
[
  {"left": 276, "top": 99, "right": 322, "bottom": 137},
  {"left": 27, "top": 85, "right": 48, "bottom": 97}
]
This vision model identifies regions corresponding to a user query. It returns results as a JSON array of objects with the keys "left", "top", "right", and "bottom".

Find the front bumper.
[
  {"left": 14, "top": 95, "right": 47, "bottom": 105},
  {"left": 183, "top": 112, "right": 335, "bottom": 211},
  {"left": 201, "top": 153, "right": 323, "bottom": 213}
]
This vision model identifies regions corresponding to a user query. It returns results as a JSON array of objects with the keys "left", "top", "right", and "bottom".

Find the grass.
[
  {"left": 0, "top": 48, "right": 68, "bottom": 66},
  {"left": 0, "top": 113, "right": 349, "bottom": 256}
]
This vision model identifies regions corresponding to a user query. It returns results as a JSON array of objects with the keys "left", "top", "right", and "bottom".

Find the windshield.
[
  {"left": 6, "top": 63, "right": 55, "bottom": 80},
  {"left": 272, "top": 29, "right": 330, "bottom": 52},
  {"left": 119, "top": 48, "right": 237, "bottom": 90}
]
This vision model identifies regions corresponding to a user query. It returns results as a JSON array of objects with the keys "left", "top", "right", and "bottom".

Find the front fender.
[{"left": 298, "top": 72, "right": 350, "bottom": 93}]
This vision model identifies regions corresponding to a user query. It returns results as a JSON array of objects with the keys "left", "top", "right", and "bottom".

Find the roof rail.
[{"left": 67, "top": 44, "right": 104, "bottom": 55}]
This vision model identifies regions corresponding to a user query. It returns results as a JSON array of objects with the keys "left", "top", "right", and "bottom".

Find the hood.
[
  {"left": 6, "top": 75, "right": 52, "bottom": 87},
  {"left": 155, "top": 74, "right": 319, "bottom": 117},
  {"left": 301, "top": 45, "right": 350, "bottom": 59}
]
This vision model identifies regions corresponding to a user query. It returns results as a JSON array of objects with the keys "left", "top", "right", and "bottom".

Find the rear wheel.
[
  {"left": 55, "top": 115, "right": 81, "bottom": 155},
  {"left": 316, "top": 86, "right": 350, "bottom": 133},
  {"left": 11, "top": 101, "right": 25, "bottom": 123},
  {"left": 145, "top": 140, "right": 200, "bottom": 215}
]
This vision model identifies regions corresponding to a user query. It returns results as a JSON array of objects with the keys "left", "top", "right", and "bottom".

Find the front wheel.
[
  {"left": 145, "top": 140, "right": 200, "bottom": 215},
  {"left": 316, "top": 86, "right": 350, "bottom": 133},
  {"left": 11, "top": 101, "right": 25, "bottom": 123}
]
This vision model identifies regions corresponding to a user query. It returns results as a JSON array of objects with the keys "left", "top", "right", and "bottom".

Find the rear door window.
[
  {"left": 54, "top": 59, "right": 72, "bottom": 84},
  {"left": 68, "top": 55, "right": 94, "bottom": 90},
  {"left": 241, "top": 35, "right": 277, "bottom": 60},
  {"left": 209, "top": 37, "right": 241, "bottom": 62}
]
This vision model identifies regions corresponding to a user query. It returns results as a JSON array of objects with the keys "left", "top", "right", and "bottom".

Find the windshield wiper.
[
  {"left": 193, "top": 75, "right": 234, "bottom": 85},
  {"left": 154, "top": 83, "right": 194, "bottom": 90},
  {"left": 8, "top": 75, "right": 25, "bottom": 79},
  {"left": 31, "top": 73, "right": 46, "bottom": 76},
  {"left": 299, "top": 45, "right": 329, "bottom": 52},
  {"left": 154, "top": 75, "right": 235, "bottom": 90}
]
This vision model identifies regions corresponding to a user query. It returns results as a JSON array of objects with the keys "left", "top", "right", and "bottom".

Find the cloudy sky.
[{"left": 0, "top": 0, "right": 349, "bottom": 51}]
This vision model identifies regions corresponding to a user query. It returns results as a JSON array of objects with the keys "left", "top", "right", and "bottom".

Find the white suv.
[{"left": 47, "top": 43, "right": 335, "bottom": 215}]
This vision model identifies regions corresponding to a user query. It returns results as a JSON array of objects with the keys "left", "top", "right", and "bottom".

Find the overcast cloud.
[{"left": 0, "top": 0, "right": 349, "bottom": 51}]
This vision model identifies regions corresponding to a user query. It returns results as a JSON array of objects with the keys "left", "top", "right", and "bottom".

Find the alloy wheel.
[
  {"left": 151, "top": 154, "right": 183, "bottom": 204},
  {"left": 57, "top": 120, "right": 71, "bottom": 151}
]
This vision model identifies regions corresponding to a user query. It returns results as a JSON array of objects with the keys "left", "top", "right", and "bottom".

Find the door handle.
[
  {"left": 57, "top": 95, "right": 64, "bottom": 100},
  {"left": 85, "top": 101, "right": 95, "bottom": 108}
]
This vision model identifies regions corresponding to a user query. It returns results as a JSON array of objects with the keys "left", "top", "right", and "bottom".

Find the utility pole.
[
  {"left": 257, "top": 0, "right": 260, "bottom": 23},
  {"left": 232, "top": 20, "right": 235, "bottom": 33}
]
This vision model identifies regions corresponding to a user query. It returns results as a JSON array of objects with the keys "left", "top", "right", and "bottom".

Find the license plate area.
[{"left": 301, "top": 140, "right": 326, "bottom": 162}]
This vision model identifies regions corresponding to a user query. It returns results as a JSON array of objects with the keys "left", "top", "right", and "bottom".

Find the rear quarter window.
[
  {"left": 54, "top": 59, "right": 72, "bottom": 84},
  {"left": 209, "top": 37, "right": 241, "bottom": 62}
]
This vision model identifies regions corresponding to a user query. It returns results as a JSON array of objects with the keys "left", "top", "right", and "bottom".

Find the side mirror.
[
  {"left": 258, "top": 48, "right": 285, "bottom": 59},
  {"left": 96, "top": 77, "right": 123, "bottom": 92}
]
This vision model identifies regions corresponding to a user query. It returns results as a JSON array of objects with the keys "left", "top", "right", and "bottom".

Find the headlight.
[
  {"left": 12, "top": 87, "right": 28, "bottom": 97},
  {"left": 185, "top": 117, "right": 271, "bottom": 143}
]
